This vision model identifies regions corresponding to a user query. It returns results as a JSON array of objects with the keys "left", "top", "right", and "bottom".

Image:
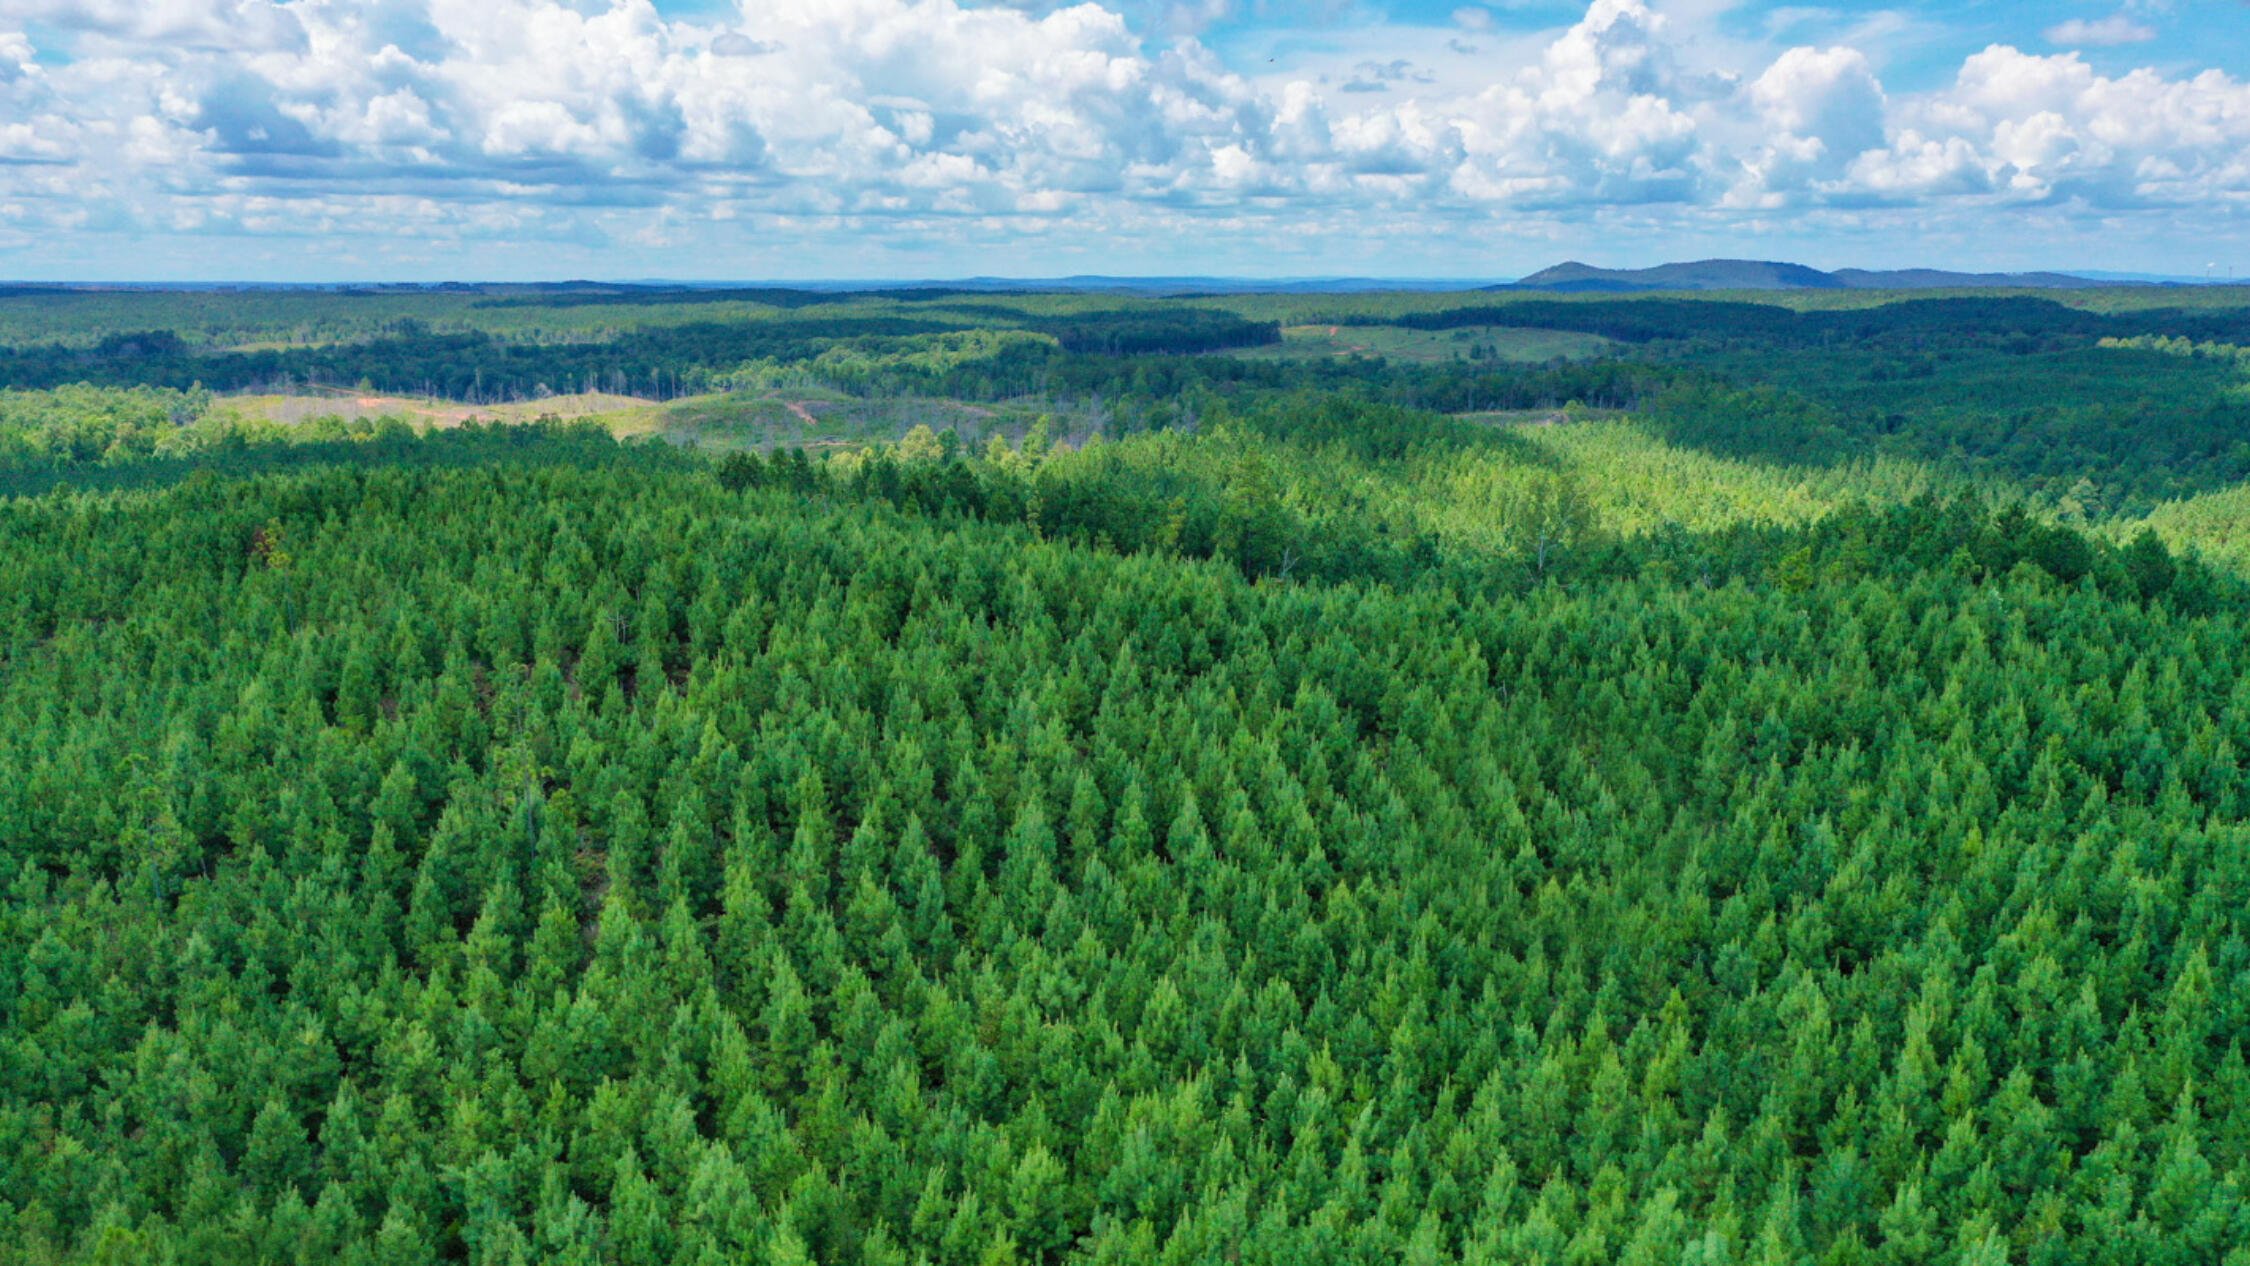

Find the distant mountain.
[
  {"left": 1504, "top": 259, "right": 2125, "bottom": 293},
  {"left": 1513, "top": 260, "right": 1840, "bottom": 292}
]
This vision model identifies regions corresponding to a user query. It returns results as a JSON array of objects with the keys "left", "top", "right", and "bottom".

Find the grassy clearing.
[
  {"left": 222, "top": 389, "right": 658, "bottom": 429},
  {"left": 225, "top": 386, "right": 1098, "bottom": 454}
]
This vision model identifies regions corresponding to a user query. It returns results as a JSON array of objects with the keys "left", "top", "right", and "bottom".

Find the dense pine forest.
[{"left": 6, "top": 284, "right": 2250, "bottom": 1264}]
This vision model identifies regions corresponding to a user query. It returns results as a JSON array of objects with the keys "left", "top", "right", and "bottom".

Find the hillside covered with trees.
[{"left": 5, "top": 286, "right": 2250, "bottom": 1264}]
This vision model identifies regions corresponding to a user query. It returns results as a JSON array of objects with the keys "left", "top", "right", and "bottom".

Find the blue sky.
[
  {"left": 2, "top": 0, "right": 2247, "bottom": 281},
  {"left": 1213, "top": 1, "right": 2250, "bottom": 85}
]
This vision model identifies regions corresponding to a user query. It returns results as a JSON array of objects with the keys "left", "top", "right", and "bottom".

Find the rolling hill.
[{"left": 1509, "top": 258, "right": 2121, "bottom": 292}]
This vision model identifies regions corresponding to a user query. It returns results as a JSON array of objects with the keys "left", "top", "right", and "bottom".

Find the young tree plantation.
[{"left": 3, "top": 282, "right": 2249, "bottom": 1264}]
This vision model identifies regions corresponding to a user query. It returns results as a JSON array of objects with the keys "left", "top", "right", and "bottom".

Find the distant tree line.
[
  {"left": 1348, "top": 296, "right": 2250, "bottom": 352},
  {"left": 0, "top": 310, "right": 1283, "bottom": 402}
]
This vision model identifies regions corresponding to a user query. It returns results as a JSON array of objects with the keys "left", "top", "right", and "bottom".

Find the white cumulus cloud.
[
  {"left": 2044, "top": 16, "right": 2159, "bottom": 47},
  {"left": 0, "top": 0, "right": 2241, "bottom": 271}
]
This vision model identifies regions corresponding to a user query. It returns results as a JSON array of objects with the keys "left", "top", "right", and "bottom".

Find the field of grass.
[
  {"left": 222, "top": 389, "right": 659, "bottom": 429},
  {"left": 222, "top": 386, "right": 1086, "bottom": 453}
]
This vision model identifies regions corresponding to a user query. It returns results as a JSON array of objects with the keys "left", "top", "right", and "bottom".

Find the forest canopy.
[{"left": 4, "top": 284, "right": 2250, "bottom": 1265}]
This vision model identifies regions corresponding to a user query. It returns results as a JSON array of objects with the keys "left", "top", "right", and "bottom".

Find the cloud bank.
[{"left": 0, "top": 0, "right": 2243, "bottom": 274}]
